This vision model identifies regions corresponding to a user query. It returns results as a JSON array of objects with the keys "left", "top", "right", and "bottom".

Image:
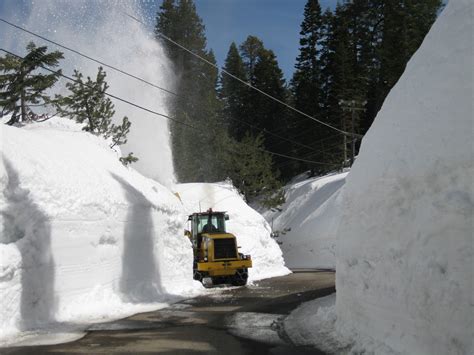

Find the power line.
[
  {"left": 275, "top": 138, "right": 358, "bottom": 169},
  {"left": 121, "top": 10, "right": 352, "bottom": 136},
  {"left": 0, "top": 48, "right": 332, "bottom": 166},
  {"left": 0, "top": 17, "right": 179, "bottom": 98},
  {"left": 0, "top": 17, "right": 326, "bottom": 155},
  {"left": 0, "top": 15, "right": 353, "bottom": 163}
]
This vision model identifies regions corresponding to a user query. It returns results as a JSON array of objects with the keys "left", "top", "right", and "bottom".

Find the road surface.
[{"left": 2, "top": 271, "right": 335, "bottom": 354}]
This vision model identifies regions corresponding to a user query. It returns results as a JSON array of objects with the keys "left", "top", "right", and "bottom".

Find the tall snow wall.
[
  {"left": 335, "top": 0, "right": 473, "bottom": 353},
  {"left": 0, "top": 119, "right": 196, "bottom": 345},
  {"left": 262, "top": 172, "right": 347, "bottom": 270}
]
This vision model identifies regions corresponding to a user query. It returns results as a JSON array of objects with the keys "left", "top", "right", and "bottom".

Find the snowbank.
[
  {"left": 288, "top": 1, "right": 473, "bottom": 354},
  {"left": 0, "top": 117, "right": 198, "bottom": 346},
  {"left": 261, "top": 172, "right": 347, "bottom": 269},
  {"left": 174, "top": 183, "right": 290, "bottom": 281}
]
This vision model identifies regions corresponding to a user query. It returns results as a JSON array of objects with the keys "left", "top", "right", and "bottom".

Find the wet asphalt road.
[{"left": 1, "top": 271, "right": 335, "bottom": 355}]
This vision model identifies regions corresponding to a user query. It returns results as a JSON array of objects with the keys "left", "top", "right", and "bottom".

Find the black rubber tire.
[{"left": 231, "top": 268, "right": 248, "bottom": 286}]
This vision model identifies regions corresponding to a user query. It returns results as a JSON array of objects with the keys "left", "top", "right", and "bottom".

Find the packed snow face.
[
  {"left": 0, "top": 0, "right": 176, "bottom": 186},
  {"left": 174, "top": 183, "right": 290, "bottom": 281},
  {"left": 330, "top": 1, "right": 473, "bottom": 354},
  {"left": 0, "top": 118, "right": 198, "bottom": 347},
  {"left": 261, "top": 172, "right": 347, "bottom": 269}
]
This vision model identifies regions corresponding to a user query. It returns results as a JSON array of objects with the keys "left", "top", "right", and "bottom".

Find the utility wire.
[
  {"left": 0, "top": 16, "right": 355, "bottom": 160},
  {"left": 121, "top": 10, "right": 352, "bottom": 136},
  {"left": 0, "top": 17, "right": 179, "bottom": 98},
  {"left": 0, "top": 48, "right": 332, "bottom": 166},
  {"left": 0, "top": 17, "right": 326, "bottom": 154},
  {"left": 275, "top": 138, "right": 358, "bottom": 169}
]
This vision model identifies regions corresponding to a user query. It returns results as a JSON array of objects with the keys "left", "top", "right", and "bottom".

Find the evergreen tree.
[
  {"left": 223, "top": 133, "right": 283, "bottom": 207},
  {"left": 239, "top": 36, "right": 264, "bottom": 81},
  {"left": 319, "top": 4, "right": 365, "bottom": 169},
  {"left": 56, "top": 67, "right": 115, "bottom": 135},
  {"left": 155, "top": 0, "right": 223, "bottom": 182},
  {"left": 235, "top": 36, "right": 290, "bottom": 178},
  {"left": 219, "top": 42, "right": 248, "bottom": 140},
  {"left": 0, "top": 42, "right": 63, "bottom": 125},
  {"left": 252, "top": 49, "right": 288, "bottom": 142},
  {"left": 56, "top": 67, "right": 135, "bottom": 161},
  {"left": 218, "top": 39, "right": 286, "bottom": 198},
  {"left": 369, "top": 0, "right": 441, "bottom": 131},
  {"left": 290, "top": 0, "right": 324, "bottom": 174}
]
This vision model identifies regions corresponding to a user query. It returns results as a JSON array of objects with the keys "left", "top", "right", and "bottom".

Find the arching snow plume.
[{"left": 1, "top": 0, "right": 176, "bottom": 186}]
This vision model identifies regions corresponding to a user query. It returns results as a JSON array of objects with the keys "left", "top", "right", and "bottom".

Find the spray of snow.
[
  {"left": 1, "top": 0, "right": 176, "bottom": 186},
  {"left": 285, "top": 1, "right": 473, "bottom": 353}
]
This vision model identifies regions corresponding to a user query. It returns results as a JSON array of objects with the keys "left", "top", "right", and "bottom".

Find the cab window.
[{"left": 196, "top": 214, "right": 226, "bottom": 233}]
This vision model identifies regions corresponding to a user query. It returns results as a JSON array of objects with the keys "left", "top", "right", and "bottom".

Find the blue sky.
[{"left": 143, "top": 0, "right": 338, "bottom": 81}]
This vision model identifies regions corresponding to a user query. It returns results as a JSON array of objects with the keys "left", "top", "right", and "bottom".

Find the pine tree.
[
  {"left": 236, "top": 36, "right": 289, "bottom": 178},
  {"left": 219, "top": 42, "right": 248, "bottom": 140},
  {"left": 319, "top": 4, "right": 359, "bottom": 169},
  {"left": 56, "top": 67, "right": 115, "bottom": 135},
  {"left": 252, "top": 49, "right": 287, "bottom": 139},
  {"left": 0, "top": 42, "right": 63, "bottom": 125},
  {"left": 109, "top": 116, "right": 132, "bottom": 148},
  {"left": 364, "top": 0, "right": 441, "bottom": 132},
  {"left": 55, "top": 67, "right": 135, "bottom": 160},
  {"left": 155, "top": 0, "right": 223, "bottom": 182},
  {"left": 239, "top": 36, "right": 264, "bottom": 81},
  {"left": 290, "top": 0, "right": 324, "bottom": 174},
  {"left": 222, "top": 133, "right": 283, "bottom": 207}
]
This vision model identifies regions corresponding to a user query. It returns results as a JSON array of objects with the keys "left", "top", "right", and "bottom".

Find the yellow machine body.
[
  {"left": 196, "top": 233, "right": 252, "bottom": 276},
  {"left": 186, "top": 210, "right": 252, "bottom": 286}
]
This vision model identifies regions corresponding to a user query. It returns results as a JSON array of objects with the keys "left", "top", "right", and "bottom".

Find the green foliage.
[
  {"left": 155, "top": 0, "right": 224, "bottom": 182},
  {"left": 219, "top": 42, "right": 248, "bottom": 140},
  {"left": 236, "top": 36, "right": 289, "bottom": 162},
  {"left": 55, "top": 66, "right": 137, "bottom": 164},
  {"left": 109, "top": 116, "right": 131, "bottom": 148},
  {"left": 0, "top": 42, "right": 63, "bottom": 125},
  {"left": 120, "top": 152, "right": 139, "bottom": 166},
  {"left": 290, "top": 0, "right": 325, "bottom": 173},
  {"left": 292, "top": 0, "right": 442, "bottom": 176},
  {"left": 55, "top": 67, "right": 115, "bottom": 134},
  {"left": 239, "top": 36, "right": 264, "bottom": 80},
  {"left": 222, "top": 133, "right": 284, "bottom": 208},
  {"left": 154, "top": 0, "right": 441, "bottom": 190}
]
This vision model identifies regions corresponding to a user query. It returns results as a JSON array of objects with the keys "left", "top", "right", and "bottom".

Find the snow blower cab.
[{"left": 185, "top": 209, "right": 252, "bottom": 287}]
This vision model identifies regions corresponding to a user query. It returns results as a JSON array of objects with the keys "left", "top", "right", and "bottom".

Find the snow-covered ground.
[
  {"left": 174, "top": 183, "right": 290, "bottom": 281},
  {"left": 0, "top": 117, "right": 287, "bottom": 346},
  {"left": 261, "top": 172, "right": 347, "bottom": 270},
  {"left": 285, "top": 0, "right": 473, "bottom": 354}
]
